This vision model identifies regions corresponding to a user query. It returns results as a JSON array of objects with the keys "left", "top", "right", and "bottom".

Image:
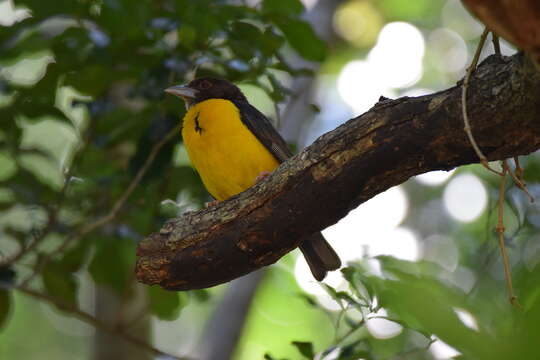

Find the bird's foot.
[
  {"left": 205, "top": 200, "right": 220, "bottom": 208},
  {"left": 255, "top": 171, "right": 271, "bottom": 183}
]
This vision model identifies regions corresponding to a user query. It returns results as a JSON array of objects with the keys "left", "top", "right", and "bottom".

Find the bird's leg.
[{"left": 255, "top": 171, "right": 271, "bottom": 182}]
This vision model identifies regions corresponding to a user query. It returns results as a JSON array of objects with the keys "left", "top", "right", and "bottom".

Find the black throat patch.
[{"left": 194, "top": 112, "right": 204, "bottom": 134}]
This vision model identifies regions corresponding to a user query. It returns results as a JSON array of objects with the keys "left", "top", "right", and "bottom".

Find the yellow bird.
[{"left": 165, "top": 78, "right": 341, "bottom": 280}]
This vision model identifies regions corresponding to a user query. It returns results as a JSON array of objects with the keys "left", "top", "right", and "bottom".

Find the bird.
[{"left": 165, "top": 77, "right": 341, "bottom": 281}]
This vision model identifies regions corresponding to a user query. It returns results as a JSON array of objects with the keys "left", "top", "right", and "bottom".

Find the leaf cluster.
[{"left": 0, "top": 0, "right": 325, "bottom": 332}]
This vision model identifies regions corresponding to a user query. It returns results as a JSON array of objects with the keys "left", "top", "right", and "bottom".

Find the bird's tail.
[{"left": 299, "top": 232, "right": 341, "bottom": 281}]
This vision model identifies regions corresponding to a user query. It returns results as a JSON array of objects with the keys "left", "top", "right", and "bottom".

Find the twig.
[
  {"left": 497, "top": 161, "right": 520, "bottom": 307},
  {"left": 137, "top": 53, "right": 540, "bottom": 290},
  {"left": 120, "top": 304, "right": 151, "bottom": 332},
  {"left": 20, "top": 124, "right": 181, "bottom": 286},
  {"left": 334, "top": 318, "right": 365, "bottom": 346},
  {"left": 486, "top": 31, "right": 535, "bottom": 205},
  {"left": 507, "top": 164, "right": 534, "bottom": 202},
  {"left": 0, "top": 120, "right": 95, "bottom": 267},
  {"left": 0, "top": 214, "right": 55, "bottom": 267},
  {"left": 14, "top": 284, "right": 188, "bottom": 360},
  {"left": 492, "top": 33, "right": 501, "bottom": 55},
  {"left": 462, "top": 27, "right": 503, "bottom": 176},
  {"left": 392, "top": 337, "right": 436, "bottom": 359},
  {"left": 71, "top": 123, "right": 180, "bottom": 242},
  {"left": 514, "top": 157, "right": 524, "bottom": 181},
  {"left": 508, "top": 157, "right": 534, "bottom": 202},
  {"left": 274, "top": 101, "right": 282, "bottom": 130}
]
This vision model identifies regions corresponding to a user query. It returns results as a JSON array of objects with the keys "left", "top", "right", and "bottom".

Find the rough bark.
[
  {"left": 135, "top": 54, "right": 540, "bottom": 291},
  {"left": 193, "top": 3, "right": 340, "bottom": 359}
]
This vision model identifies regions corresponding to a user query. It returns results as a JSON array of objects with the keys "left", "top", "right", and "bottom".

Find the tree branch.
[
  {"left": 19, "top": 124, "right": 180, "bottom": 286},
  {"left": 135, "top": 54, "right": 540, "bottom": 291},
  {"left": 14, "top": 285, "right": 188, "bottom": 360}
]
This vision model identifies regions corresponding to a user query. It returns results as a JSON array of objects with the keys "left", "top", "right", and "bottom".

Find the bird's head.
[{"left": 165, "top": 77, "right": 247, "bottom": 109}]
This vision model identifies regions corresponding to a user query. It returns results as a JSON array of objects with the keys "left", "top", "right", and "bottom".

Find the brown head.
[{"left": 165, "top": 77, "right": 247, "bottom": 108}]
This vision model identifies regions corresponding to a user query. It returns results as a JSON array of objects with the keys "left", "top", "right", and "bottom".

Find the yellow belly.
[{"left": 181, "top": 99, "right": 280, "bottom": 201}]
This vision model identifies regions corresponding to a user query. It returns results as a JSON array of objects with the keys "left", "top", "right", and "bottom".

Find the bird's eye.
[{"left": 199, "top": 80, "right": 212, "bottom": 89}]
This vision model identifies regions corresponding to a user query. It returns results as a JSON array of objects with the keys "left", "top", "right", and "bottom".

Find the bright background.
[{"left": 1, "top": 1, "right": 539, "bottom": 360}]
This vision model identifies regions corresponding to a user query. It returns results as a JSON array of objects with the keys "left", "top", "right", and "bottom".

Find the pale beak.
[{"left": 164, "top": 85, "right": 199, "bottom": 99}]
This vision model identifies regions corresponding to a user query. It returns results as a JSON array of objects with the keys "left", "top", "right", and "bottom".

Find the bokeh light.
[
  {"left": 0, "top": 0, "right": 29, "bottom": 26},
  {"left": 294, "top": 254, "right": 344, "bottom": 311},
  {"left": 401, "top": 88, "right": 434, "bottom": 97},
  {"left": 441, "top": 0, "right": 483, "bottom": 40},
  {"left": 323, "top": 186, "right": 409, "bottom": 262},
  {"left": 443, "top": 173, "right": 487, "bottom": 222},
  {"left": 296, "top": 186, "right": 413, "bottom": 307},
  {"left": 443, "top": 266, "right": 476, "bottom": 293},
  {"left": 367, "top": 22, "right": 425, "bottom": 88},
  {"left": 368, "top": 227, "right": 420, "bottom": 261},
  {"left": 524, "top": 235, "right": 540, "bottom": 271},
  {"left": 415, "top": 169, "right": 455, "bottom": 186},
  {"left": 333, "top": 0, "right": 383, "bottom": 47},
  {"left": 454, "top": 308, "right": 478, "bottom": 331},
  {"left": 299, "top": 0, "right": 318, "bottom": 10},
  {"left": 366, "top": 308, "right": 403, "bottom": 339},
  {"left": 337, "top": 60, "right": 393, "bottom": 115},
  {"left": 428, "top": 28, "right": 468, "bottom": 73},
  {"left": 430, "top": 337, "right": 461, "bottom": 359},
  {"left": 4, "top": 1, "right": 538, "bottom": 359},
  {"left": 422, "top": 234, "right": 459, "bottom": 272},
  {"left": 337, "top": 22, "right": 425, "bottom": 114}
]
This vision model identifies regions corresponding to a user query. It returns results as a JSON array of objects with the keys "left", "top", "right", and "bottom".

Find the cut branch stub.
[{"left": 135, "top": 54, "right": 540, "bottom": 291}]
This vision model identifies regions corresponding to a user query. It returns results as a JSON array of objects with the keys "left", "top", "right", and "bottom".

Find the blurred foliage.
[
  {"left": 1, "top": 0, "right": 540, "bottom": 359},
  {"left": 271, "top": 252, "right": 540, "bottom": 360},
  {"left": 252, "top": 160, "right": 540, "bottom": 360},
  {"left": 0, "top": 0, "right": 325, "bottom": 357}
]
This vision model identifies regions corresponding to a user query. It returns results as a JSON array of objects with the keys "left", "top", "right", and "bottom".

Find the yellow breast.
[{"left": 181, "top": 99, "right": 280, "bottom": 201}]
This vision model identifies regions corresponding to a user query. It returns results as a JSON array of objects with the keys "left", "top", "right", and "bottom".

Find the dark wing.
[{"left": 233, "top": 100, "right": 293, "bottom": 163}]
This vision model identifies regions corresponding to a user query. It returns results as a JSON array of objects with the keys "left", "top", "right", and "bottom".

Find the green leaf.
[
  {"left": 322, "top": 283, "right": 341, "bottom": 302},
  {"left": 3, "top": 226, "right": 27, "bottom": 245},
  {"left": 309, "top": 103, "right": 321, "bottom": 113},
  {"left": 230, "top": 21, "right": 263, "bottom": 44},
  {"left": 264, "top": 353, "right": 291, "bottom": 360},
  {"left": 291, "top": 341, "right": 315, "bottom": 359},
  {"left": 0, "top": 290, "right": 12, "bottom": 330},
  {"left": 378, "top": 0, "right": 442, "bottom": 24},
  {"left": 178, "top": 25, "right": 197, "bottom": 48},
  {"left": 148, "top": 286, "right": 187, "bottom": 320},
  {"left": 274, "top": 18, "right": 326, "bottom": 61},
  {"left": 1, "top": 167, "right": 58, "bottom": 205},
  {"left": 373, "top": 259, "right": 499, "bottom": 359},
  {"left": 262, "top": 0, "right": 305, "bottom": 15},
  {"left": 12, "top": 63, "right": 71, "bottom": 123},
  {"left": 296, "top": 292, "right": 319, "bottom": 308},
  {"left": 339, "top": 340, "right": 371, "bottom": 360},
  {"left": 266, "top": 73, "right": 288, "bottom": 102},
  {"left": 59, "top": 241, "right": 90, "bottom": 273},
  {"left": 191, "top": 289, "right": 211, "bottom": 302},
  {"left": 88, "top": 237, "right": 135, "bottom": 294},
  {"left": 261, "top": 27, "right": 285, "bottom": 56},
  {"left": 0, "top": 267, "right": 16, "bottom": 288},
  {"left": 64, "top": 65, "right": 120, "bottom": 95},
  {"left": 42, "top": 261, "right": 78, "bottom": 307},
  {"left": 16, "top": 0, "right": 86, "bottom": 18}
]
